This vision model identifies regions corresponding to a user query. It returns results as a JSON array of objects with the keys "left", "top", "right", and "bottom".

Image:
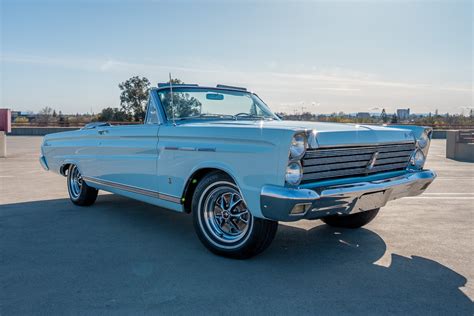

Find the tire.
[
  {"left": 192, "top": 171, "right": 278, "bottom": 259},
  {"left": 321, "top": 208, "right": 380, "bottom": 229},
  {"left": 67, "top": 164, "right": 98, "bottom": 206}
]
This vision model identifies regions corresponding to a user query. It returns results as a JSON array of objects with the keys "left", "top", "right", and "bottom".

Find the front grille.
[{"left": 301, "top": 142, "right": 415, "bottom": 183}]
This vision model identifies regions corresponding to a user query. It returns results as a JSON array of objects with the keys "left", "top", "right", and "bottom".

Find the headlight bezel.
[
  {"left": 408, "top": 148, "right": 426, "bottom": 170},
  {"left": 285, "top": 161, "right": 303, "bottom": 186},
  {"left": 289, "top": 132, "right": 307, "bottom": 160},
  {"left": 417, "top": 132, "right": 429, "bottom": 149},
  {"left": 416, "top": 128, "right": 432, "bottom": 157}
]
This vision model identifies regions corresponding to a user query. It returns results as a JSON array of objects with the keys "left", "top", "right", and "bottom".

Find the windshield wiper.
[
  {"left": 174, "top": 114, "right": 236, "bottom": 121},
  {"left": 174, "top": 113, "right": 274, "bottom": 121},
  {"left": 235, "top": 113, "right": 274, "bottom": 121}
]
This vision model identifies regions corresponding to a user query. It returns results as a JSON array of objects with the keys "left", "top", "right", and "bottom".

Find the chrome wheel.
[
  {"left": 193, "top": 172, "right": 278, "bottom": 258},
  {"left": 202, "top": 183, "right": 253, "bottom": 244},
  {"left": 68, "top": 165, "right": 83, "bottom": 200}
]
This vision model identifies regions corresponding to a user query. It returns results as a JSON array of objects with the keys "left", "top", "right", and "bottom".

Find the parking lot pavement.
[{"left": 1, "top": 137, "right": 473, "bottom": 315}]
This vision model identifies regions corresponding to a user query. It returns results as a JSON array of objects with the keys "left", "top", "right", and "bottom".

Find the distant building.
[
  {"left": 397, "top": 108, "right": 410, "bottom": 121},
  {"left": 11, "top": 111, "right": 36, "bottom": 122},
  {"left": 356, "top": 112, "right": 371, "bottom": 119}
]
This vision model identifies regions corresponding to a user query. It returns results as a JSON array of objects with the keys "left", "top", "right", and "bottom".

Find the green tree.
[
  {"left": 391, "top": 114, "right": 398, "bottom": 123},
  {"left": 98, "top": 107, "right": 115, "bottom": 121},
  {"left": 112, "top": 108, "right": 130, "bottom": 121},
  {"left": 381, "top": 108, "right": 388, "bottom": 123},
  {"left": 161, "top": 78, "right": 202, "bottom": 119},
  {"left": 98, "top": 107, "right": 130, "bottom": 122},
  {"left": 119, "top": 76, "right": 150, "bottom": 122}
]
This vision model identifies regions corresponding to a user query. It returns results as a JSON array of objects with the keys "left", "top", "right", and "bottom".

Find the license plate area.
[{"left": 355, "top": 190, "right": 388, "bottom": 212}]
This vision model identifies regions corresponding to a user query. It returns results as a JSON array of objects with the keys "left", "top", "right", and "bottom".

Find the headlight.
[
  {"left": 290, "top": 133, "right": 307, "bottom": 159},
  {"left": 409, "top": 149, "right": 425, "bottom": 170},
  {"left": 285, "top": 162, "right": 303, "bottom": 185}
]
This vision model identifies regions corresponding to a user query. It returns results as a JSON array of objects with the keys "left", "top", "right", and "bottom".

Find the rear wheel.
[
  {"left": 321, "top": 208, "right": 380, "bottom": 229},
  {"left": 192, "top": 171, "right": 278, "bottom": 259},
  {"left": 67, "top": 165, "right": 98, "bottom": 206}
]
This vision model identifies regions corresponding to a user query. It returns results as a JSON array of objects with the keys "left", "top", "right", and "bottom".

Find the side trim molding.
[
  {"left": 164, "top": 146, "right": 216, "bottom": 152},
  {"left": 83, "top": 176, "right": 181, "bottom": 204}
]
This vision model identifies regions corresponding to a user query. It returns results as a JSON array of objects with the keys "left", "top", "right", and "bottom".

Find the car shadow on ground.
[{"left": 1, "top": 194, "right": 472, "bottom": 315}]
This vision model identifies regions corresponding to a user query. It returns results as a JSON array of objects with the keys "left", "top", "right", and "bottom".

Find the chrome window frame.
[
  {"left": 144, "top": 90, "right": 166, "bottom": 125},
  {"left": 154, "top": 86, "right": 280, "bottom": 123}
]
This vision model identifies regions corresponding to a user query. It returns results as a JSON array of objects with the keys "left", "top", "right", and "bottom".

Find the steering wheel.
[{"left": 235, "top": 113, "right": 251, "bottom": 117}]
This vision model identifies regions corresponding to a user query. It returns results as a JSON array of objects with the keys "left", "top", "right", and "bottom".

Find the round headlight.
[
  {"left": 290, "top": 133, "right": 306, "bottom": 159},
  {"left": 285, "top": 162, "right": 303, "bottom": 185},
  {"left": 417, "top": 132, "right": 429, "bottom": 149},
  {"left": 410, "top": 149, "right": 425, "bottom": 169}
]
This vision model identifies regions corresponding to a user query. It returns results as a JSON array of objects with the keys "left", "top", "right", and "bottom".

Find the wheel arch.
[
  {"left": 182, "top": 167, "right": 240, "bottom": 213},
  {"left": 59, "top": 160, "right": 80, "bottom": 177},
  {"left": 60, "top": 163, "right": 72, "bottom": 176}
]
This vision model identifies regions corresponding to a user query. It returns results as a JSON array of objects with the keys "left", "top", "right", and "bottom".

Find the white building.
[{"left": 397, "top": 108, "right": 410, "bottom": 121}]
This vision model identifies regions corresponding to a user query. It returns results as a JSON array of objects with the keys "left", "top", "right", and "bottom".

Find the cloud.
[
  {"left": 1, "top": 54, "right": 226, "bottom": 75},
  {"left": 2, "top": 53, "right": 471, "bottom": 113},
  {"left": 1, "top": 55, "right": 99, "bottom": 71},
  {"left": 2, "top": 53, "right": 470, "bottom": 92},
  {"left": 312, "top": 87, "right": 361, "bottom": 92}
]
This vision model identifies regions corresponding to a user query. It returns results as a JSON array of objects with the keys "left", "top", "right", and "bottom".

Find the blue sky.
[{"left": 1, "top": 0, "right": 472, "bottom": 114}]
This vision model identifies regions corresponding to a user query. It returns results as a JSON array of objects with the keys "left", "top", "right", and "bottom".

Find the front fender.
[{"left": 156, "top": 125, "right": 296, "bottom": 218}]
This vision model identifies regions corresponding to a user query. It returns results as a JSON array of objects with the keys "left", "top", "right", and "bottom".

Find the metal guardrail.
[
  {"left": 11, "top": 122, "right": 474, "bottom": 130},
  {"left": 12, "top": 121, "right": 141, "bottom": 127},
  {"left": 385, "top": 123, "right": 474, "bottom": 130}
]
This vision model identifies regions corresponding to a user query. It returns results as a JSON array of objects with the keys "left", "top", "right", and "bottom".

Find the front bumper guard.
[{"left": 260, "top": 170, "right": 436, "bottom": 221}]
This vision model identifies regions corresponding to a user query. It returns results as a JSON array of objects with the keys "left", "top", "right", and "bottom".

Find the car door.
[
  {"left": 95, "top": 100, "right": 161, "bottom": 193},
  {"left": 95, "top": 124, "right": 160, "bottom": 192}
]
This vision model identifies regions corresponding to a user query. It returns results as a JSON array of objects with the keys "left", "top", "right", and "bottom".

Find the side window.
[{"left": 145, "top": 101, "right": 159, "bottom": 124}]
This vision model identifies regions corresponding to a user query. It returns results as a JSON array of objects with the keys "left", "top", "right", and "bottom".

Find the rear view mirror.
[{"left": 206, "top": 93, "right": 224, "bottom": 100}]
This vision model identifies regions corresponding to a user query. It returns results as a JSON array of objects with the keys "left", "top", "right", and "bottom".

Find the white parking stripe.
[
  {"left": 406, "top": 197, "right": 474, "bottom": 199},
  {"left": 422, "top": 193, "right": 474, "bottom": 195},
  {"left": 434, "top": 178, "right": 474, "bottom": 180}
]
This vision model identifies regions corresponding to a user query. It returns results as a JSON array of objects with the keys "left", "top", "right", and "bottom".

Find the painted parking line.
[
  {"left": 433, "top": 178, "right": 474, "bottom": 180},
  {"left": 406, "top": 197, "right": 474, "bottom": 199},
  {"left": 422, "top": 193, "right": 474, "bottom": 195}
]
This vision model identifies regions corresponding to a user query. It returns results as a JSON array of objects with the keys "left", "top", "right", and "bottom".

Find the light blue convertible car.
[{"left": 40, "top": 83, "right": 436, "bottom": 258}]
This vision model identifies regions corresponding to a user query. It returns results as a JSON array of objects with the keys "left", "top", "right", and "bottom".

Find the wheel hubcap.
[
  {"left": 69, "top": 166, "right": 83, "bottom": 199},
  {"left": 203, "top": 185, "right": 252, "bottom": 244}
]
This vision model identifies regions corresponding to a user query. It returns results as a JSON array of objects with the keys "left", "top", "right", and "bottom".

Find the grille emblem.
[{"left": 367, "top": 152, "right": 379, "bottom": 171}]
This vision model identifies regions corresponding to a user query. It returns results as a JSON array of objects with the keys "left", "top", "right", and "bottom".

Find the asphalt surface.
[{"left": 1, "top": 137, "right": 473, "bottom": 315}]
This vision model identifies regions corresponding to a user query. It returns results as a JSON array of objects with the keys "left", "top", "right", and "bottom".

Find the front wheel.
[
  {"left": 321, "top": 208, "right": 380, "bottom": 229},
  {"left": 192, "top": 172, "right": 278, "bottom": 259}
]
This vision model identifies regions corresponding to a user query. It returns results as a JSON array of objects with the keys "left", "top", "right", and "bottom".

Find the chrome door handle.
[{"left": 98, "top": 130, "right": 109, "bottom": 135}]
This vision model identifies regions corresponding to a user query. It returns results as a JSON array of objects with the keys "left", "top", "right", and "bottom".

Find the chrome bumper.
[{"left": 260, "top": 170, "right": 436, "bottom": 222}]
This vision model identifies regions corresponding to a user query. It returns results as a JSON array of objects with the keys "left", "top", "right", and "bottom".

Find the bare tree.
[{"left": 37, "top": 106, "right": 54, "bottom": 125}]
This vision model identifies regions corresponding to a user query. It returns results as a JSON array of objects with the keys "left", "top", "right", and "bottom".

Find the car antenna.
[{"left": 169, "top": 72, "right": 176, "bottom": 126}]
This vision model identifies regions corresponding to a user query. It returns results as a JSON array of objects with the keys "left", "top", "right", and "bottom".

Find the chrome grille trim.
[{"left": 301, "top": 143, "right": 416, "bottom": 183}]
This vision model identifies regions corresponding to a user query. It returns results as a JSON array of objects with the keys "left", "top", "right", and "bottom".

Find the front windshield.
[{"left": 157, "top": 88, "right": 278, "bottom": 121}]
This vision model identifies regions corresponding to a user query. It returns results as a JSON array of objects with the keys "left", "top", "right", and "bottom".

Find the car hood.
[{"left": 178, "top": 120, "right": 416, "bottom": 147}]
